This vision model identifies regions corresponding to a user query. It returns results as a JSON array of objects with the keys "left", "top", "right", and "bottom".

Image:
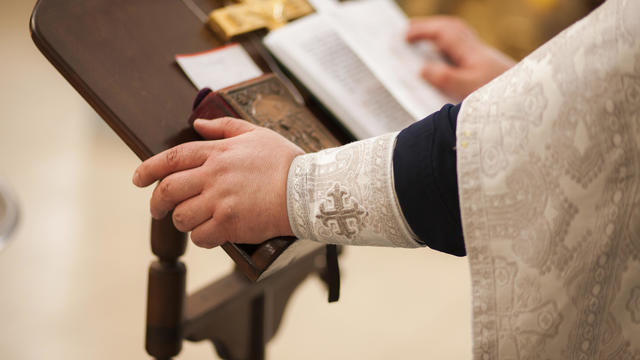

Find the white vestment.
[
  {"left": 457, "top": 0, "right": 640, "bottom": 357},
  {"left": 287, "top": 0, "right": 640, "bottom": 357}
]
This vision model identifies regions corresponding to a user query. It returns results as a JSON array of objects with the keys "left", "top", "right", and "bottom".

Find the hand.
[
  {"left": 132, "top": 117, "right": 304, "bottom": 248},
  {"left": 407, "top": 16, "right": 516, "bottom": 101}
]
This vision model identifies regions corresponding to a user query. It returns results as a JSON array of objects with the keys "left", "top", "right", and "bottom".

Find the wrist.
[
  {"left": 279, "top": 150, "right": 303, "bottom": 238},
  {"left": 285, "top": 133, "right": 423, "bottom": 247}
]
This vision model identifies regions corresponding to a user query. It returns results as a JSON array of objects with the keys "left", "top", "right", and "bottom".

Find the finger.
[
  {"left": 133, "top": 142, "right": 210, "bottom": 187},
  {"left": 193, "top": 117, "right": 256, "bottom": 140},
  {"left": 171, "top": 194, "right": 213, "bottom": 232},
  {"left": 406, "top": 17, "right": 452, "bottom": 43},
  {"left": 407, "top": 17, "right": 476, "bottom": 65},
  {"left": 407, "top": 16, "right": 473, "bottom": 41},
  {"left": 149, "top": 167, "right": 205, "bottom": 219},
  {"left": 420, "top": 61, "right": 467, "bottom": 99},
  {"left": 190, "top": 217, "right": 227, "bottom": 249}
]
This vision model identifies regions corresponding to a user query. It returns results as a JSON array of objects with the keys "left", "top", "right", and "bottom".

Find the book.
[{"left": 263, "top": 0, "right": 449, "bottom": 140}]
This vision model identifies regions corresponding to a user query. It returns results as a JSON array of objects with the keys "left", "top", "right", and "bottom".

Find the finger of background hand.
[
  {"left": 171, "top": 194, "right": 213, "bottom": 232},
  {"left": 407, "top": 17, "right": 457, "bottom": 42},
  {"left": 189, "top": 217, "right": 226, "bottom": 249},
  {"left": 194, "top": 117, "right": 255, "bottom": 140},
  {"left": 149, "top": 167, "right": 205, "bottom": 219},
  {"left": 421, "top": 61, "right": 466, "bottom": 99},
  {"left": 407, "top": 16, "right": 474, "bottom": 40},
  {"left": 133, "top": 142, "right": 210, "bottom": 187},
  {"left": 407, "top": 17, "right": 476, "bottom": 65}
]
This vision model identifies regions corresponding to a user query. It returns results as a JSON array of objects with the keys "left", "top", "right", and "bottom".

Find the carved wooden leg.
[
  {"left": 143, "top": 215, "right": 331, "bottom": 360},
  {"left": 183, "top": 249, "right": 326, "bottom": 360},
  {"left": 145, "top": 215, "right": 187, "bottom": 359}
]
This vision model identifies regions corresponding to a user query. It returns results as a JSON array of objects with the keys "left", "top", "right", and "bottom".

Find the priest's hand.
[
  {"left": 132, "top": 118, "right": 304, "bottom": 248},
  {"left": 407, "top": 16, "right": 516, "bottom": 101}
]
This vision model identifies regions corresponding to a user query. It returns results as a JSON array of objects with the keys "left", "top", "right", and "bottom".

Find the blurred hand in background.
[{"left": 407, "top": 16, "right": 516, "bottom": 101}]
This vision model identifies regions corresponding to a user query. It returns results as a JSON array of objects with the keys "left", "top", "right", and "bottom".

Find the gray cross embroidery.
[{"left": 316, "top": 183, "right": 366, "bottom": 239}]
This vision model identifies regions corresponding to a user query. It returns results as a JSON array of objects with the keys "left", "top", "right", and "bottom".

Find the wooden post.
[{"left": 145, "top": 215, "right": 187, "bottom": 359}]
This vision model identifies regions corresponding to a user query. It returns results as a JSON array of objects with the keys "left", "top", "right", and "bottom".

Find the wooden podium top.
[
  {"left": 31, "top": 0, "right": 240, "bottom": 159},
  {"left": 30, "top": 0, "right": 345, "bottom": 280}
]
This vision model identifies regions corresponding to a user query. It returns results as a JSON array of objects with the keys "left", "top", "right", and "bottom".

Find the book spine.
[{"left": 188, "top": 90, "right": 240, "bottom": 125}]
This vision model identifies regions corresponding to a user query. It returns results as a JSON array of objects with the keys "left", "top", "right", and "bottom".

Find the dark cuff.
[{"left": 392, "top": 104, "right": 466, "bottom": 256}]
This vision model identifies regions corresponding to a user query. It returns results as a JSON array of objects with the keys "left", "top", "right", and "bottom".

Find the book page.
[
  {"left": 264, "top": 14, "right": 414, "bottom": 139},
  {"left": 325, "top": 0, "right": 450, "bottom": 119}
]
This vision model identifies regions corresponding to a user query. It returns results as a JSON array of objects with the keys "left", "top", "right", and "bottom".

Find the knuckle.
[
  {"left": 208, "top": 155, "right": 231, "bottom": 177},
  {"left": 172, "top": 210, "right": 188, "bottom": 231},
  {"left": 165, "top": 146, "right": 182, "bottom": 167},
  {"left": 220, "top": 117, "right": 235, "bottom": 128},
  {"left": 214, "top": 140, "right": 230, "bottom": 154},
  {"left": 217, "top": 202, "right": 235, "bottom": 223},
  {"left": 158, "top": 180, "right": 172, "bottom": 200},
  {"left": 219, "top": 204, "right": 240, "bottom": 240}
]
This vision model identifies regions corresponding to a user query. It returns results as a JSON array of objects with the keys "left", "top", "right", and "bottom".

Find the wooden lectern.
[{"left": 30, "top": 0, "right": 349, "bottom": 358}]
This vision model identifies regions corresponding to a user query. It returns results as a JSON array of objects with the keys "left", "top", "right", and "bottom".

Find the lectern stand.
[
  {"left": 30, "top": 0, "right": 346, "bottom": 358},
  {"left": 146, "top": 216, "right": 330, "bottom": 359}
]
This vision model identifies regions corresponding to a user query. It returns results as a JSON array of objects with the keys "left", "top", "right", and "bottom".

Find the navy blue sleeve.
[{"left": 392, "top": 104, "right": 465, "bottom": 256}]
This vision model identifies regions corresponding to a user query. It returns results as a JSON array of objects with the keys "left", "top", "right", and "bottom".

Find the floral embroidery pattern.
[{"left": 458, "top": 0, "right": 640, "bottom": 358}]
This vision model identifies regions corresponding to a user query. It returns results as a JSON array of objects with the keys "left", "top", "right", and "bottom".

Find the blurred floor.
[{"left": 0, "top": 0, "right": 472, "bottom": 359}]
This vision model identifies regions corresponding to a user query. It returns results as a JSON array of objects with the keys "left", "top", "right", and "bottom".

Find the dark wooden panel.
[{"left": 31, "top": 0, "right": 222, "bottom": 159}]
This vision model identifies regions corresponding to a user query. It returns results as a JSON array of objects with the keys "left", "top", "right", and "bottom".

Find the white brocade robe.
[
  {"left": 457, "top": 0, "right": 640, "bottom": 357},
  {"left": 286, "top": 0, "right": 640, "bottom": 357}
]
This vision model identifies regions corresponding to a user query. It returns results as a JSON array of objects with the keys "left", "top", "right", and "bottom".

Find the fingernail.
[{"left": 132, "top": 171, "right": 140, "bottom": 186}]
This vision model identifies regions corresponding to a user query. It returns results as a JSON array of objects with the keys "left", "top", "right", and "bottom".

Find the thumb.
[
  {"left": 420, "top": 61, "right": 465, "bottom": 99},
  {"left": 193, "top": 117, "right": 256, "bottom": 139}
]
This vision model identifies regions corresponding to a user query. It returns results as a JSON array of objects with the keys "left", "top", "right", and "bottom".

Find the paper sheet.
[{"left": 175, "top": 43, "right": 263, "bottom": 90}]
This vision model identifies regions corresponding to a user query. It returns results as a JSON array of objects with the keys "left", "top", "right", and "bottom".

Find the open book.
[{"left": 264, "top": 0, "right": 449, "bottom": 139}]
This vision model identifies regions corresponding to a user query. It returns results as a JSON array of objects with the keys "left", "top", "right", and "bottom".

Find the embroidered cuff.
[{"left": 286, "top": 132, "right": 422, "bottom": 248}]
